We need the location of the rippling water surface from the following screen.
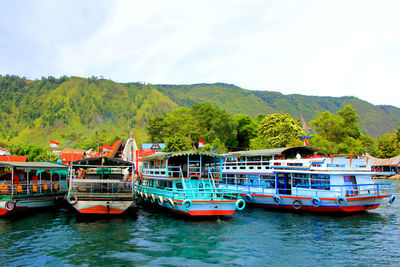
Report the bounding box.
[1,181,400,266]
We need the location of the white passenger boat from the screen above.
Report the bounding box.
[67,157,135,215]
[219,147,395,212]
[0,161,68,216]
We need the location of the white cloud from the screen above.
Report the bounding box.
[1,0,400,107]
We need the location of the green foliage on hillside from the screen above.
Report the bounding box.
[1,74,400,157]
[0,75,178,149]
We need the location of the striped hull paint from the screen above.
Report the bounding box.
[241,193,389,213]
[140,197,238,216]
[72,200,134,215]
[0,197,57,216]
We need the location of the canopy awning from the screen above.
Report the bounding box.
[0,161,68,170]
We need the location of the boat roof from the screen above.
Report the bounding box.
[143,150,224,161]
[72,156,133,167]
[227,146,325,157]
[0,161,68,170]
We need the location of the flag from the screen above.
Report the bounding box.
[303,138,308,147]
[50,140,59,148]
[199,138,206,148]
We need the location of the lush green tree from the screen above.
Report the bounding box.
[164,133,193,151]
[191,103,237,149]
[394,125,400,149]
[375,133,399,158]
[310,105,367,154]
[250,113,304,149]
[337,105,361,139]
[233,114,258,150]
[9,144,53,161]
[146,103,236,152]
[311,111,346,144]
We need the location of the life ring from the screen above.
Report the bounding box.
[236,199,246,210]
[168,198,175,208]
[245,194,253,202]
[273,195,281,205]
[292,200,302,210]
[336,197,347,206]
[5,200,15,211]
[157,196,164,206]
[311,197,321,207]
[67,195,78,205]
[389,195,396,204]
[151,194,155,203]
[182,199,192,210]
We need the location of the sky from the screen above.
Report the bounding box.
[1,0,400,107]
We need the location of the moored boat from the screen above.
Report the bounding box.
[0,161,68,216]
[136,150,245,216]
[219,147,395,213]
[67,157,135,215]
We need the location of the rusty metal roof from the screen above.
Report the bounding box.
[370,155,400,166]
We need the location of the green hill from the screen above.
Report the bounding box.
[1,75,399,148]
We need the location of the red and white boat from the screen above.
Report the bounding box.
[67,157,135,215]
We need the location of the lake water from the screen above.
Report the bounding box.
[1,180,399,266]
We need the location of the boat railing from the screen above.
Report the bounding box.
[165,166,183,178]
[69,179,133,196]
[0,181,68,196]
[142,168,168,177]
[294,183,393,198]
[217,182,393,198]
[136,184,241,201]
[223,160,271,168]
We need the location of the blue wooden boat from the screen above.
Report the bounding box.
[136,151,245,216]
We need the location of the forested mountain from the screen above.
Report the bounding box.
[155,83,399,137]
[0,75,399,148]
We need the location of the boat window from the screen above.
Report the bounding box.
[157,180,165,189]
[225,174,235,185]
[175,182,183,189]
[236,174,245,185]
[245,175,259,186]
[260,175,275,189]
[292,173,310,188]
[310,174,330,190]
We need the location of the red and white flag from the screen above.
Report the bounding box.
[50,140,59,148]
[304,138,309,147]
[199,138,206,148]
